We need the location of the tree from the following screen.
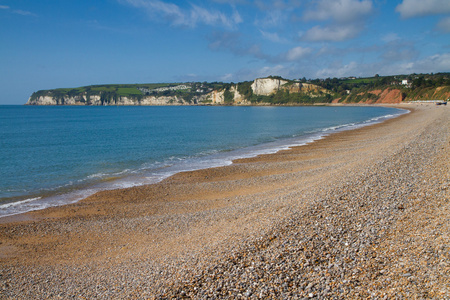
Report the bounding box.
[223,88,234,104]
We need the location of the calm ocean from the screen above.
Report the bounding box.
[0,105,406,217]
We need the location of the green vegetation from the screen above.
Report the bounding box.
[249,89,333,105]
[117,88,142,96]
[237,81,253,99]
[223,88,234,104]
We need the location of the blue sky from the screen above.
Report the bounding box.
[1,0,449,104]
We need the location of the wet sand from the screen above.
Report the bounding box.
[0,103,448,299]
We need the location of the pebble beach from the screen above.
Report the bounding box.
[1,103,448,299]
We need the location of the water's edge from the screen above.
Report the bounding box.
[0,107,409,218]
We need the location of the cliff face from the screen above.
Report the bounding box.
[26,78,291,106]
[26,94,191,106]
[250,78,332,98]
[369,89,404,104]
[251,78,288,96]
[206,86,250,105]
[25,90,249,106]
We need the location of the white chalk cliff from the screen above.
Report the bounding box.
[251,78,289,96]
[26,77,329,106]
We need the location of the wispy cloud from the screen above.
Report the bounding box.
[299,0,373,42]
[381,33,400,43]
[208,30,313,64]
[13,9,35,16]
[437,17,450,33]
[315,61,360,78]
[212,0,248,4]
[207,31,266,59]
[379,53,450,75]
[259,30,288,43]
[380,41,418,62]
[301,24,360,42]
[0,5,36,16]
[121,0,242,28]
[282,46,312,61]
[254,9,286,28]
[303,0,373,23]
[412,53,450,72]
[396,0,450,18]
[242,64,296,80]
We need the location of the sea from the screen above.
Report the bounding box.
[0,105,407,218]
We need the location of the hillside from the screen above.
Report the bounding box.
[26,73,450,106]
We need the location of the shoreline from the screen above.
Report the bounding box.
[0,104,408,221]
[1,103,448,298]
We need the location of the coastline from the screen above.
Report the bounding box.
[1,103,448,298]
[0,104,406,219]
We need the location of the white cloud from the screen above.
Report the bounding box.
[303,0,373,23]
[381,33,400,43]
[315,61,359,78]
[255,64,293,78]
[254,9,286,28]
[190,4,242,28]
[0,5,35,16]
[284,46,312,61]
[260,30,287,43]
[122,0,242,28]
[381,47,417,62]
[254,0,290,11]
[301,25,360,42]
[207,31,269,61]
[299,0,373,42]
[13,9,35,16]
[213,0,248,4]
[437,17,450,33]
[363,53,450,77]
[396,0,450,18]
[220,73,234,81]
[412,53,450,72]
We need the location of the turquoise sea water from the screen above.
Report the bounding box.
[0,105,406,217]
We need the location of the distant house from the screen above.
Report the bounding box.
[402,79,411,87]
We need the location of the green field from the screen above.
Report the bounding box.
[117,87,142,96]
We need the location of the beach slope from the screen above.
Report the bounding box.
[1,104,448,299]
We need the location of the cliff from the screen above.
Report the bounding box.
[26,89,248,106]
[26,73,450,106]
[251,78,289,96]
[26,78,329,106]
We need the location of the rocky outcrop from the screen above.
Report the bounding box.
[230,86,250,104]
[250,78,332,98]
[251,78,288,96]
[204,86,250,105]
[26,94,189,106]
[26,95,88,105]
[371,89,404,104]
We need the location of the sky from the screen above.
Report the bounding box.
[1,0,449,104]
